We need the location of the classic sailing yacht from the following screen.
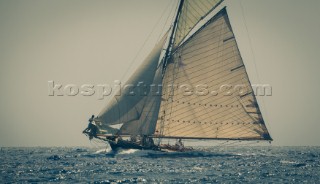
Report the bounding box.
[83,0,272,151]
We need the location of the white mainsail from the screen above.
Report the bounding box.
[155,8,271,140]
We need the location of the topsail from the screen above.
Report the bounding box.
[173,0,224,48]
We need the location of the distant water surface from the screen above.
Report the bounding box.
[1,146,319,183]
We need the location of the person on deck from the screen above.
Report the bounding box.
[83,115,98,139]
[175,139,184,151]
[83,115,94,132]
[88,115,94,124]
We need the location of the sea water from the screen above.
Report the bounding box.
[1,146,319,183]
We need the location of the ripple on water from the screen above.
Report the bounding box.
[0,147,320,183]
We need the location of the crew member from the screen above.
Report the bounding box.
[83,115,98,139]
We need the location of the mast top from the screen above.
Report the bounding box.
[162,0,184,72]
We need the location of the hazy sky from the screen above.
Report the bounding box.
[1,0,319,147]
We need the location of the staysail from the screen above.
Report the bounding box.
[154,8,272,140]
[95,33,168,133]
[118,65,163,135]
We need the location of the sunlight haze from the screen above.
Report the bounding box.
[1,0,320,147]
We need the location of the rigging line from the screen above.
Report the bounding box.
[239,0,261,83]
[162,0,184,73]
[119,0,174,87]
[173,1,185,39]
[163,7,194,133]
[173,4,225,53]
[160,4,260,139]
[165,54,183,135]
[239,0,271,130]
[161,40,186,135]
[158,0,183,140]
[158,69,170,135]
[182,0,189,40]
[175,0,224,49]
[157,0,177,43]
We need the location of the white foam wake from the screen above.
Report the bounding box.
[95,147,112,154]
[117,149,139,154]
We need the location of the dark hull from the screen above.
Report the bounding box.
[108,140,193,152]
[108,139,159,151]
[92,134,191,152]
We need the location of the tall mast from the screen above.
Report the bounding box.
[162,0,184,73]
[154,8,272,142]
